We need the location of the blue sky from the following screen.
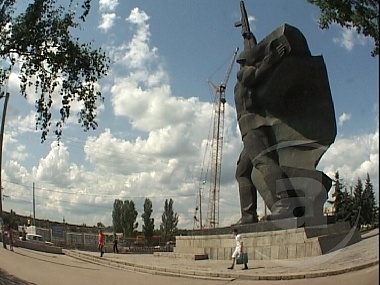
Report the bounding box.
[1,0,378,229]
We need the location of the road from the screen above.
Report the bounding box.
[0,247,378,285]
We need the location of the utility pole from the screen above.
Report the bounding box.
[199,181,205,230]
[0,92,10,248]
[33,182,36,226]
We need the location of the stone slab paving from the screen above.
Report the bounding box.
[64,229,379,281]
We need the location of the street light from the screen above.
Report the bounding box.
[0,91,10,248]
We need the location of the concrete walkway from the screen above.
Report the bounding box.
[64,229,379,281]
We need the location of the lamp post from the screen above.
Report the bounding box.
[0,92,10,248]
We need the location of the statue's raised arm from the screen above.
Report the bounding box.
[234,0,257,50]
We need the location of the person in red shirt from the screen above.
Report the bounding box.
[98,229,105,257]
[7,225,14,252]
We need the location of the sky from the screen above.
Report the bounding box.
[1,0,378,230]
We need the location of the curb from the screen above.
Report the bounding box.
[63,250,379,281]
[63,250,235,281]
[361,231,379,240]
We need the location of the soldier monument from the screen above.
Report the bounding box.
[233,1,336,225]
[173,2,361,261]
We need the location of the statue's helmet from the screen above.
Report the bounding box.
[236,45,265,66]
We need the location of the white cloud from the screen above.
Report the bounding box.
[333,26,368,51]
[2,7,226,228]
[7,96,377,229]
[32,141,72,185]
[99,0,119,12]
[7,111,36,134]
[248,15,256,25]
[3,160,30,185]
[80,7,244,228]
[248,15,256,32]
[109,8,207,134]
[117,8,154,69]
[319,130,379,202]
[127,7,150,25]
[97,0,119,33]
[10,145,29,161]
[98,13,117,31]
[338,112,351,126]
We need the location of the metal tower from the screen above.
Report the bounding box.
[205,48,239,228]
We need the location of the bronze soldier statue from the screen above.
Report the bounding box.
[233,1,336,224]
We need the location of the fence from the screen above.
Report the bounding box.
[17,227,172,253]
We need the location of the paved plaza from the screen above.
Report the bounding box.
[63,229,378,281]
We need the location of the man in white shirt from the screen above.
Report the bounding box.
[228,228,248,270]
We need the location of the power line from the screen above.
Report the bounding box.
[3,179,196,199]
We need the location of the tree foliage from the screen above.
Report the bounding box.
[121,200,138,237]
[330,172,356,225]
[362,173,377,226]
[331,171,345,220]
[339,190,356,226]
[141,198,154,244]
[2,209,19,228]
[307,0,379,56]
[330,172,378,229]
[112,199,123,233]
[0,0,110,141]
[352,177,364,227]
[160,198,178,242]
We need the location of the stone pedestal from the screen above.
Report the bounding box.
[172,221,361,260]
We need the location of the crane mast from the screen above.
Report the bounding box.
[205,48,239,228]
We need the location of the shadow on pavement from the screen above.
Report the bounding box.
[246,266,265,270]
[0,268,37,285]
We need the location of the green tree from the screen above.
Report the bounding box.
[0,0,110,141]
[307,0,379,56]
[2,209,17,228]
[353,178,364,228]
[160,198,178,242]
[340,189,356,226]
[141,198,155,245]
[331,171,345,220]
[121,200,138,237]
[112,199,123,233]
[329,172,356,226]
[362,173,377,227]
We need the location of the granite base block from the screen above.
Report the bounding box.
[175,221,361,260]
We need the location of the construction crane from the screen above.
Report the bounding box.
[204,47,239,229]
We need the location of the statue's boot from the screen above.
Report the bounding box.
[233,214,259,225]
[265,188,305,221]
[233,183,258,225]
[253,167,304,221]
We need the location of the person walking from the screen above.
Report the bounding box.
[113,233,119,253]
[7,225,14,252]
[98,229,105,257]
[228,228,248,270]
